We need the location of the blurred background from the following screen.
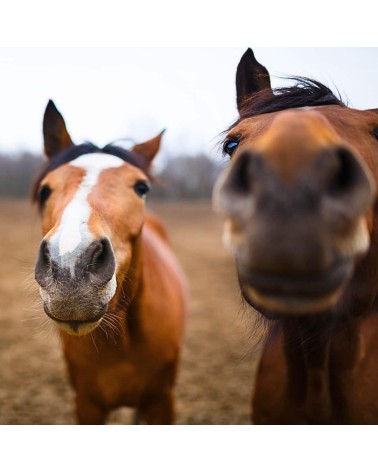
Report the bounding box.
[1,47,377,199]
[0,48,377,424]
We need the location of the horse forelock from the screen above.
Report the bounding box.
[31,142,151,204]
[223,77,345,139]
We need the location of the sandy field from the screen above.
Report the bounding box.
[0,199,263,424]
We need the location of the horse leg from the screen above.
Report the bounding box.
[75,394,108,425]
[137,391,175,425]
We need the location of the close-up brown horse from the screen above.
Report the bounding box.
[214,48,378,424]
[31,101,187,424]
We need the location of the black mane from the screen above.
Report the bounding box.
[230,77,345,129]
[31,142,150,203]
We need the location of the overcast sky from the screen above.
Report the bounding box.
[0,48,377,164]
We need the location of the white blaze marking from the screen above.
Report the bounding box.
[49,153,124,264]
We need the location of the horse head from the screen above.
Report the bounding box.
[214,49,378,317]
[33,100,163,335]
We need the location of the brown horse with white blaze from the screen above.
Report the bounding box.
[32,100,187,424]
[214,48,378,424]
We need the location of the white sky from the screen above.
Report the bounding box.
[0,48,377,163]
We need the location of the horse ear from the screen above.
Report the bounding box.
[131,130,165,165]
[236,48,272,112]
[43,100,74,159]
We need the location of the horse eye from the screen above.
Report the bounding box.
[373,128,378,141]
[134,181,150,198]
[38,185,52,207]
[223,137,240,156]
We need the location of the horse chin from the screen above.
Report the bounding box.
[238,258,354,316]
[54,319,102,336]
[38,275,117,336]
[42,303,107,336]
[241,284,346,316]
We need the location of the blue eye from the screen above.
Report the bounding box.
[134,180,150,198]
[223,137,240,156]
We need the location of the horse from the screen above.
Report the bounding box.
[32,100,187,424]
[214,48,378,424]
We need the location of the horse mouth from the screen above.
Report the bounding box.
[238,258,353,315]
[44,305,106,336]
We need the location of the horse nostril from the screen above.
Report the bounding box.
[217,151,263,216]
[225,151,257,196]
[35,240,52,287]
[84,238,116,286]
[89,240,106,266]
[327,147,361,197]
[324,146,375,214]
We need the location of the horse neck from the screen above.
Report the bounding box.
[112,235,145,338]
[280,216,378,423]
[282,315,361,424]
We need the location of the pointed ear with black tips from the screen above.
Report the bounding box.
[43,100,74,159]
[236,48,272,112]
[131,130,165,167]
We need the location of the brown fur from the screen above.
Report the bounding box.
[61,218,187,424]
[216,49,378,424]
[33,101,187,424]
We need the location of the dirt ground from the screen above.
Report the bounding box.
[0,199,264,424]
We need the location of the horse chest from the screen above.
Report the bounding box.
[95,357,151,407]
[252,320,373,424]
[64,338,172,409]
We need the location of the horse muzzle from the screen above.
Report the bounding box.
[237,256,353,315]
[214,142,375,317]
[35,238,117,335]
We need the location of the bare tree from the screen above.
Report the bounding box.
[0,151,225,200]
